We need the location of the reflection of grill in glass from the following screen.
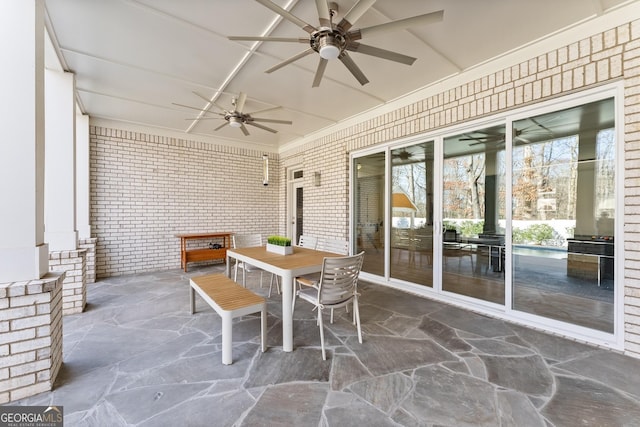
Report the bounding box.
[567,237,614,283]
[567,237,614,256]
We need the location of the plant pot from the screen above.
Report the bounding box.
[266,243,293,255]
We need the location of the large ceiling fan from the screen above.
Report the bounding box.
[174,91,292,136]
[229,0,444,87]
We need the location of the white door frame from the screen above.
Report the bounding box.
[287,167,304,240]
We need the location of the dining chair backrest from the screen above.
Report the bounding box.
[233,233,263,249]
[297,235,318,249]
[317,252,365,305]
[317,238,349,255]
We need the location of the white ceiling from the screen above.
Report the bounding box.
[43,0,634,152]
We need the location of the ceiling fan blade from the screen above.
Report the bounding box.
[315,0,331,29]
[358,10,444,38]
[248,106,282,116]
[255,0,317,34]
[213,122,228,131]
[228,36,307,43]
[246,121,278,134]
[172,102,225,115]
[250,118,293,125]
[185,117,223,120]
[235,92,247,113]
[312,58,328,87]
[240,124,250,136]
[265,48,315,73]
[339,53,369,86]
[191,91,227,113]
[346,42,416,65]
[338,0,376,32]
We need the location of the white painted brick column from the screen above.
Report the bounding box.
[49,249,86,314]
[0,0,49,283]
[45,69,78,251]
[0,272,64,403]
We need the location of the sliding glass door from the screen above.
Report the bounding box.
[352,89,618,340]
[354,141,434,286]
[442,125,506,304]
[354,152,385,277]
[511,98,615,332]
[389,143,434,286]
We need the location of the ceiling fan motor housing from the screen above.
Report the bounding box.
[228,115,243,128]
[313,31,346,59]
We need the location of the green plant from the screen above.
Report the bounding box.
[443,221,457,231]
[512,223,555,244]
[459,220,484,237]
[267,235,291,246]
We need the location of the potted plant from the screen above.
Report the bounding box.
[266,235,293,255]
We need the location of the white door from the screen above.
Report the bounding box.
[288,171,304,242]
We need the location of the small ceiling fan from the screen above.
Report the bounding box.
[461,119,556,146]
[229,0,444,87]
[174,91,292,136]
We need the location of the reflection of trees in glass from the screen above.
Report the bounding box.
[393,162,427,220]
[443,155,485,219]
[512,136,578,220]
[596,129,615,216]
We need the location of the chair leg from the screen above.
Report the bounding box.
[318,309,326,360]
[353,297,362,344]
[291,290,297,314]
[234,263,238,282]
[268,274,281,298]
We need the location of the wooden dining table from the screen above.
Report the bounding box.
[225,245,341,352]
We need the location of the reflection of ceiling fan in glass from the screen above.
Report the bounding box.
[460,119,556,146]
[392,150,413,160]
[229,0,444,87]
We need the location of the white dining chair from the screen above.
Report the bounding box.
[232,234,265,288]
[317,237,349,255]
[297,235,318,250]
[294,237,351,317]
[293,252,365,360]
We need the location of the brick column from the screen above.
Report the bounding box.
[0,0,49,283]
[0,272,64,403]
[78,238,97,284]
[49,249,86,314]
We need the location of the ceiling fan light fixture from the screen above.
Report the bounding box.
[318,36,341,60]
[229,116,243,128]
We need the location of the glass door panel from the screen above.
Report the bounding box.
[390,142,434,287]
[511,98,615,332]
[355,152,385,276]
[294,184,303,245]
[442,125,506,304]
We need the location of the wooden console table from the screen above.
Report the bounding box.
[176,232,232,272]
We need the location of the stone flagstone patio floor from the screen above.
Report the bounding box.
[13,264,640,426]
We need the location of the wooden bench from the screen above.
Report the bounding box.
[189,274,266,365]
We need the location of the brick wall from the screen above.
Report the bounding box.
[0,272,64,403]
[89,130,280,278]
[49,249,86,315]
[78,237,97,284]
[280,19,640,357]
[90,19,640,356]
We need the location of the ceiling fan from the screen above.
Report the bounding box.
[174,91,292,136]
[392,149,413,160]
[229,0,444,87]
[461,119,556,146]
